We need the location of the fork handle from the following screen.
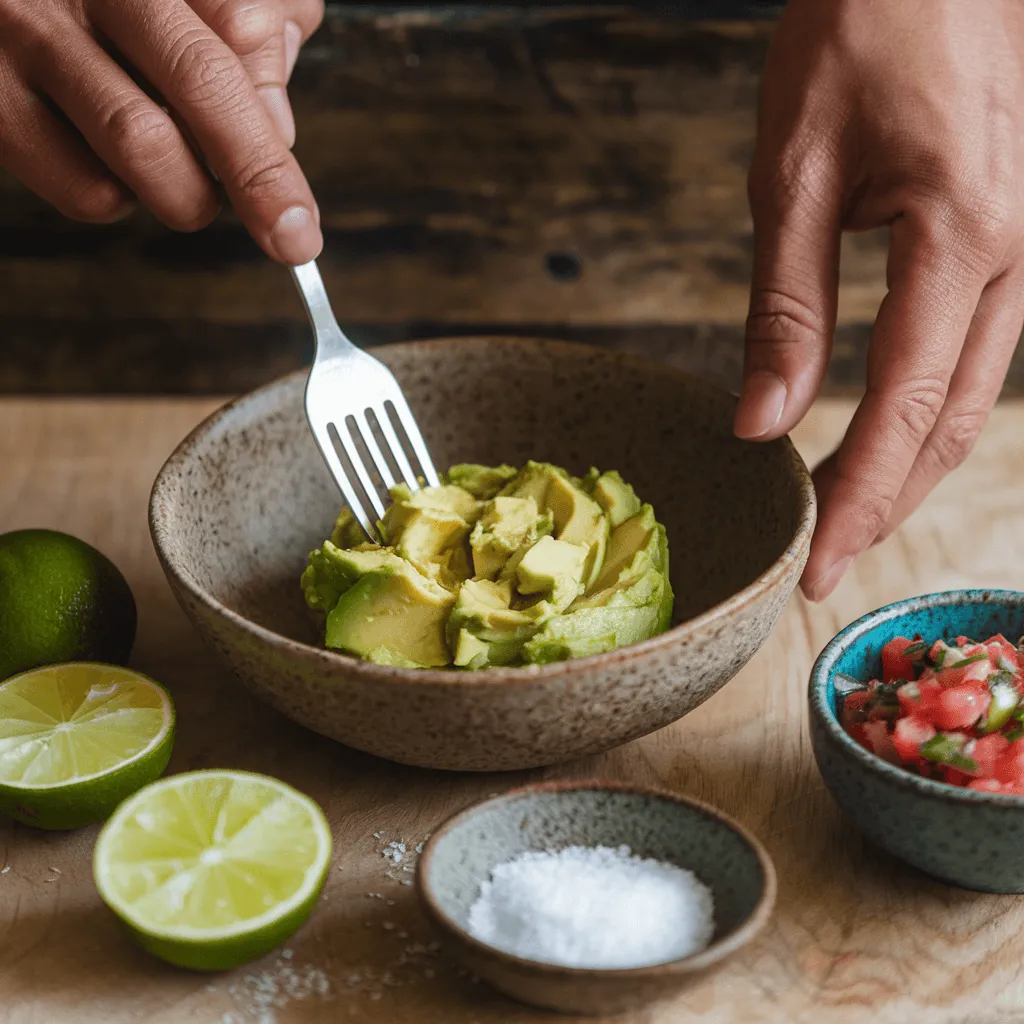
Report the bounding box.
[291,260,350,349]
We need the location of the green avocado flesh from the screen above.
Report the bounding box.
[301,462,673,669]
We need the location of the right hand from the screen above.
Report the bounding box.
[0,0,324,264]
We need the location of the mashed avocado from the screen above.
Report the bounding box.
[301,462,672,669]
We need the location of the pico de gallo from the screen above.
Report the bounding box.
[840,633,1024,794]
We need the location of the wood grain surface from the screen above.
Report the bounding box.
[3,396,1024,1024]
[0,6,932,396]
[4,5,1023,398]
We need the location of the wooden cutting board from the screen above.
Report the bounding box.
[2,397,1023,1024]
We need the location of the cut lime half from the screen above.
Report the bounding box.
[0,663,175,829]
[94,769,333,971]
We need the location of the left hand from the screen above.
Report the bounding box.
[736,0,1024,601]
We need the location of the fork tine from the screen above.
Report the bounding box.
[336,422,387,522]
[358,410,396,490]
[374,404,419,488]
[310,424,380,542]
[389,395,441,487]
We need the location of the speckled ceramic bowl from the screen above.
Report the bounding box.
[810,589,1024,892]
[150,337,815,771]
[416,781,776,1015]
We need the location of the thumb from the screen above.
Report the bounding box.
[735,152,844,441]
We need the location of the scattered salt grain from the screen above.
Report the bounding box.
[220,953,331,1022]
[467,845,715,969]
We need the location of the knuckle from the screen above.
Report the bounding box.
[169,32,242,107]
[834,464,895,542]
[746,289,826,348]
[858,497,894,543]
[748,137,837,215]
[849,491,895,545]
[64,178,126,222]
[889,378,948,447]
[214,0,281,56]
[105,102,183,173]
[924,192,1015,272]
[233,150,291,198]
[924,408,988,473]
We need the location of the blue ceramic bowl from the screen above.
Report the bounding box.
[809,590,1024,893]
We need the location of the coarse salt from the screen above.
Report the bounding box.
[467,844,715,969]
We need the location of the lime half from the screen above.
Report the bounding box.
[94,770,332,971]
[0,663,174,829]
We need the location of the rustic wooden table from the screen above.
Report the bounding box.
[2,397,1024,1024]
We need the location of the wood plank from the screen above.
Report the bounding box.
[1,6,1019,396]
[0,9,896,396]
[3,396,1024,1022]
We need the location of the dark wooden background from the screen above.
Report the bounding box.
[1,3,1018,396]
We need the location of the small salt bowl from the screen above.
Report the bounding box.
[416,781,776,1016]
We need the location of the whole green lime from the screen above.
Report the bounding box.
[0,529,137,682]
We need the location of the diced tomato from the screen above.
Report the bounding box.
[943,766,973,787]
[940,658,992,687]
[861,720,900,764]
[968,778,1008,793]
[965,734,1010,777]
[841,690,870,729]
[897,682,921,717]
[933,684,991,731]
[848,723,869,749]
[995,740,1024,786]
[881,637,919,683]
[968,778,1024,796]
[892,717,936,763]
[898,678,942,722]
[955,636,971,648]
[985,634,1021,672]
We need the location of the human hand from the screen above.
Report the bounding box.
[0,0,324,263]
[735,0,1024,600]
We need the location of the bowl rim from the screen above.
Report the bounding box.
[415,778,778,978]
[809,588,1024,806]
[149,336,816,685]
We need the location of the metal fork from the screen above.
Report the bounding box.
[291,260,440,542]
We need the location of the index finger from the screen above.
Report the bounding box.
[97,0,321,264]
[801,213,988,599]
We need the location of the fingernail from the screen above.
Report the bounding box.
[271,205,323,265]
[285,20,303,80]
[734,371,788,439]
[259,86,296,149]
[804,555,854,602]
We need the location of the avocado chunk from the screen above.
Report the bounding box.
[380,481,479,575]
[523,569,672,665]
[589,470,642,529]
[447,578,548,668]
[382,483,479,545]
[323,548,454,667]
[502,462,608,590]
[301,540,363,613]
[445,463,518,500]
[329,507,370,549]
[470,496,553,580]
[515,535,588,612]
[591,504,666,593]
